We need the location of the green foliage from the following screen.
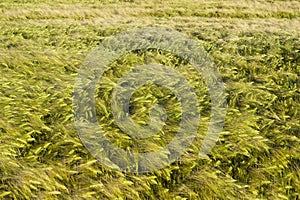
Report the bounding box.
[0,0,299,199]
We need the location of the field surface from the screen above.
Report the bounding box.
[0,0,299,199]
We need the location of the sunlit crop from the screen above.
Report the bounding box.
[0,0,299,199]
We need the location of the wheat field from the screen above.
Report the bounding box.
[0,0,299,199]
